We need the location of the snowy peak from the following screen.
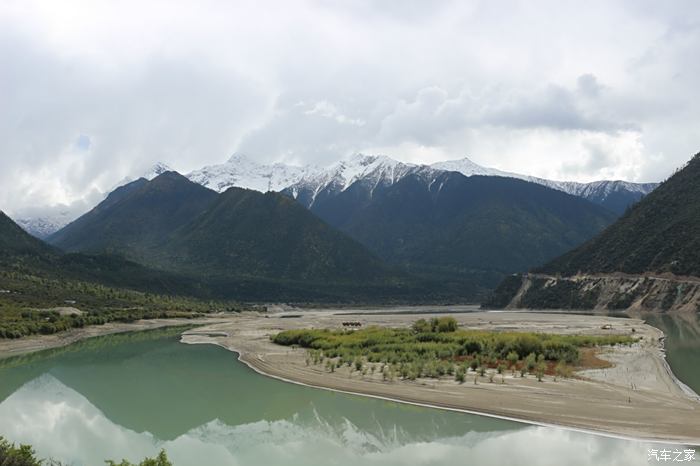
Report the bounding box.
[431,157,506,177]
[284,153,429,207]
[11,202,93,239]
[430,157,658,207]
[324,153,417,190]
[142,162,173,180]
[14,152,660,239]
[14,214,72,240]
[187,153,320,193]
[112,162,174,191]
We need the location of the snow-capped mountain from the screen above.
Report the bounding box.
[197,152,657,213]
[430,157,658,212]
[187,153,320,193]
[431,157,657,196]
[284,154,435,207]
[13,210,80,240]
[16,153,659,239]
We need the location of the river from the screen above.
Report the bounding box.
[0,319,697,466]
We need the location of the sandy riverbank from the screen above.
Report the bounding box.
[181,310,700,445]
[0,317,221,360]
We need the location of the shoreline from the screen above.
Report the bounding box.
[657,334,700,401]
[181,310,700,445]
[188,339,689,446]
[0,317,222,360]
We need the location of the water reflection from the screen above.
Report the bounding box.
[0,331,515,442]
[0,374,656,466]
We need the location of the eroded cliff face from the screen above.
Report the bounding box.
[486,273,700,312]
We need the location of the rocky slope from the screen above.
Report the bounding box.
[485,152,700,312]
[485,273,700,312]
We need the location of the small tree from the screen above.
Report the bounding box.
[455,365,466,383]
[525,353,537,373]
[554,361,569,381]
[506,351,519,375]
[535,362,546,382]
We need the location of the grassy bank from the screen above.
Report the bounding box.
[0,270,262,339]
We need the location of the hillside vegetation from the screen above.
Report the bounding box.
[162,188,391,282]
[0,211,260,339]
[300,172,616,291]
[540,153,700,277]
[48,173,218,258]
[45,173,471,302]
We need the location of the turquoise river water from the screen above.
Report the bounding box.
[0,315,698,466]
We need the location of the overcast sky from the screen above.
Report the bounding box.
[2,0,700,214]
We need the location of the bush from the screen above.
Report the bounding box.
[107,450,173,466]
[273,320,636,381]
[0,437,41,466]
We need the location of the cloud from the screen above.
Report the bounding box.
[1,0,700,212]
[576,74,603,98]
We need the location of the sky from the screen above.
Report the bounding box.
[1,0,700,215]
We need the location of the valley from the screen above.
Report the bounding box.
[3,3,700,465]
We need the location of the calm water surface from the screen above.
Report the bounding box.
[0,324,694,466]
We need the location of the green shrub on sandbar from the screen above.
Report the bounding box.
[272,318,636,370]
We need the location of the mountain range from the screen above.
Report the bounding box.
[285,167,617,291]
[0,209,206,298]
[485,152,700,311]
[13,153,657,238]
[46,172,427,302]
[194,153,658,215]
[45,165,619,300]
[539,153,700,277]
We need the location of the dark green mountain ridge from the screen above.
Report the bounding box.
[287,171,618,292]
[484,152,700,311]
[539,152,700,277]
[47,172,441,302]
